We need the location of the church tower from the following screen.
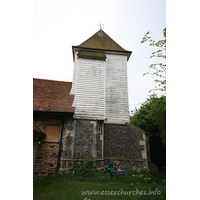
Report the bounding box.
[33,29,151,177]
[70,29,132,124]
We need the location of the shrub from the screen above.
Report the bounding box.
[140,167,150,175]
[73,153,96,177]
[149,163,158,176]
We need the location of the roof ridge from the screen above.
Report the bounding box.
[33,78,72,83]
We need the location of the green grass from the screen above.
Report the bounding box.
[33,168,166,200]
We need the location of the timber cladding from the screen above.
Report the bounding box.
[34,142,59,178]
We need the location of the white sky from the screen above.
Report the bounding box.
[33,0,166,112]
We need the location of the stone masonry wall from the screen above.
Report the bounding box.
[74,120,94,158]
[74,120,103,158]
[96,120,103,158]
[59,119,103,173]
[34,142,59,178]
[33,112,65,177]
[104,124,144,159]
[61,120,75,159]
[104,123,150,169]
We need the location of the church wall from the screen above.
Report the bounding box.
[74,119,103,158]
[34,142,59,178]
[33,114,63,178]
[104,123,150,169]
[33,134,39,172]
[37,118,151,174]
[59,119,104,173]
[60,120,76,171]
[105,54,129,124]
[61,120,76,158]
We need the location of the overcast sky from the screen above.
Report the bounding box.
[33,0,166,112]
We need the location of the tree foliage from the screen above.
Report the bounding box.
[130,95,166,145]
[141,28,166,93]
[132,28,166,167]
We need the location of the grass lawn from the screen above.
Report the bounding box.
[33,168,166,200]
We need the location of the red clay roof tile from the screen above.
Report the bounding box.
[33,78,75,113]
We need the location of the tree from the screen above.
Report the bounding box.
[141,28,166,93]
[131,28,166,167]
[130,95,166,167]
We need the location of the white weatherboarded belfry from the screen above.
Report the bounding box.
[71,29,132,124]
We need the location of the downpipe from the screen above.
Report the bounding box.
[56,115,65,172]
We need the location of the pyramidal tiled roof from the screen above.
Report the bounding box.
[73,29,132,53]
